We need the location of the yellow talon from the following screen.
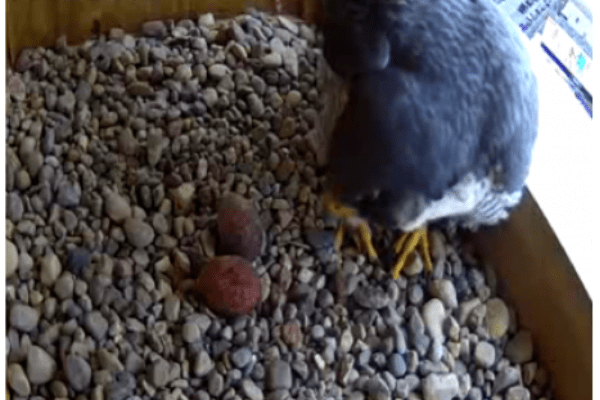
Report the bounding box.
[322,191,356,219]
[334,224,346,252]
[324,191,379,262]
[357,222,378,262]
[391,227,434,279]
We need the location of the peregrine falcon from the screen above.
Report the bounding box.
[319,0,539,278]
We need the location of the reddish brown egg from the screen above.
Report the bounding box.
[195,255,262,316]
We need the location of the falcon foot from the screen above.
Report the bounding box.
[323,192,378,262]
[391,227,434,279]
[333,218,378,262]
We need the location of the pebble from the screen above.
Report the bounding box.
[124,218,155,248]
[54,272,75,299]
[285,90,302,107]
[142,20,167,37]
[422,373,460,400]
[208,64,230,79]
[474,342,496,368]
[505,331,534,364]
[408,283,424,305]
[204,87,218,108]
[404,254,424,276]
[231,347,253,369]
[278,16,299,34]
[6,240,18,277]
[67,247,92,277]
[467,387,483,400]
[241,379,264,400]
[458,298,482,325]
[262,52,283,67]
[105,372,136,400]
[7,193,24,222]
[105,192,132,223]
[367,375,391,400]
[128,81,154,96]
[279,117,296,139]
[182,322,201,343]
[147,128,165,162]
[169,183,195,215]
[98,349,124,372]
[430,279,458,309]
[8,75,26,101]
[422,299,446,342]
[506,386,531,400]
[353,286,391,309]
[10,303,40,332]
[27,345,57,384]
[26,152,44,177]
[340,328,353,353]
[175,64,193,81]
[492,367,521,394]
[40,253,62,286]
[194,350,215,377]
[486,298,510,338]
[164,293,181,321]
[56,181,81,207]
[148,358,171,387]
[247,93,265,117]
[85,311,109,341]
[208,370,225,396]
[388,353,407,378]
[8,363,31,396]
[267,360,293,390]
[57,90,76,114]
[65,354,92,391]
[311,325,325,340]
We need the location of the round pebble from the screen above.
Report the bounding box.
[85,311,109,341]
[65,355,92,391]
[505,331,534,364]
[105,192,132,223]
[388,353,407,378]
[67,247,92,277]
[10,303,40,332]
[8,363,31,396]
[486,298,510,339]
[6,240,19,277]
[231,347,253,369]
[430,279,458,309]
[182,322,201,343]
[422,373,460,400]
[54,272,75,299]
[422,299,446,342]
[267,359,293,390]
[124,218,155,248]
[241,379,264,400]
[193,350,214,377]
[27,345,57,384]
[474,342,496,368]
[40,253,62,286]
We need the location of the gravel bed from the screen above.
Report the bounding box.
[6,10,553,400]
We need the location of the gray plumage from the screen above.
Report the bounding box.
[322,0,539,231]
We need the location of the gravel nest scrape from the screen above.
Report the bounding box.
[6,10,554,400]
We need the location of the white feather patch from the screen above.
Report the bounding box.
[395,173,523,232]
